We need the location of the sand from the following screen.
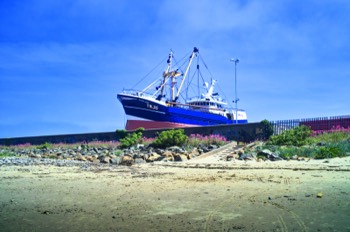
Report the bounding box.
[0,156,350,231]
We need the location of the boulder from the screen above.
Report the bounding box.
[239,153,255,160]
[121,155,134,165]
[167,146,185,153]
[136,144,145,149]
[208,144,218,150]
[102,156,111,163]
[187,153,196,160]
[92,158,100,164]
[133,153,142,159]
[147,153,162,162]
[174,154,188,162]
[162,150,173,157]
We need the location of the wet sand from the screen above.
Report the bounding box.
[0,159,350,232]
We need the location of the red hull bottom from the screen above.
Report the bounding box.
[125,120,196,131]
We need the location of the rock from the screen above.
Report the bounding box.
[187,153,196,160]
[121,155,134,165]
[134,158,146,164]
[102,156,111,164]
[168,146,185,153]
[188,147,200,157]
[174,154,188,162]
[33,154,42,159]
[92,158,100,164]
[163,150,174,159]
[110,157,122,165]
[268,153,283,161]
[163,150,173,157]
[208,144,218,150]
[239,153,254,160]
[133,153,142,159]
[316,192,323,198]
[136,144,144,149]
[258,149,273,157]
[109,154,117,159]
[147,153,161,162]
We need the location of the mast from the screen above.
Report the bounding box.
[175,47,199,101]
[157,51,173,100]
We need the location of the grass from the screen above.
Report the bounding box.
[0,151,15,158]
[260,130,350,159]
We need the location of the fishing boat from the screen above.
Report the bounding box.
[117,47,248,130]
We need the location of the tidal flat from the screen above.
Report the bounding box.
[0,159,350,232]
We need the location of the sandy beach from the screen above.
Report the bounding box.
[1,155,350,232]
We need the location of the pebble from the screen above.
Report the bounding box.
[0,157,95,168]
[316,192,323,198]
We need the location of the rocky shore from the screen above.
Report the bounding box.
[2,141,350,172]
[0,143,220,166]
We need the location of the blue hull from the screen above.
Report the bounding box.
[117,94,248,129]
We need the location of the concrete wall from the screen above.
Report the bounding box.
[0,122,266,146]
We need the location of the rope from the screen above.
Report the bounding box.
[131,56,167,90]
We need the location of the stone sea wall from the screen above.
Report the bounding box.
[0,122,266,146]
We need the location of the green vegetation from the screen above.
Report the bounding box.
[36,142,53,149]
[0,150,14,158]
[118,128,144,149]
[267,125,312,146]
[310,131,350,143]
[261,126,350,159]
[261,119,274,139]
[114,150,123,156]
[314,146,344,159]
[116,129,128,140]
[151,129,189,149]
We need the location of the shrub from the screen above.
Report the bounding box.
[261,119,274,139]
[36,142,53,150]
[0,150,14,158]
[118,128,144,149]
[267,125,312,146]
[314,146,344,159]
[116,129,128,140]
[151,129,188,148]
[114,150,123,156]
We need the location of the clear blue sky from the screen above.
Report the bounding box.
[1,0,349,138]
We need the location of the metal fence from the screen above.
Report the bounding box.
[270,115,350,135]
